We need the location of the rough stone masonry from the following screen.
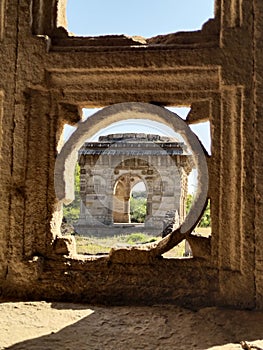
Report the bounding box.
[0,0,263,309]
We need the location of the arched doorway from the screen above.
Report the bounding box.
[113,174,148,224]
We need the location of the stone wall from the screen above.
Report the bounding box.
[0,0,262,309]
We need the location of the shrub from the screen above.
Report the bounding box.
[130,196,147,223]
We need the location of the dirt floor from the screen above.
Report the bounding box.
[0,302,262,350]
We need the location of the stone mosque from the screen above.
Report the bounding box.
[76,133,193,236]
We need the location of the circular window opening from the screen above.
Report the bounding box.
[55,103,208,257]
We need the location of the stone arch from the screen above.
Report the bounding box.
[113,172,149,224]
[55,102,208,253]
[111,156,160,226]
[131,177,147,192]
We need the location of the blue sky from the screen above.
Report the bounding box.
[64,1,213,156]
[67,0,214,37]
[64,107,211,154]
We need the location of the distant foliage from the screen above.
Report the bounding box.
[63,164,80,224]
[132,190,147,199]
[198,199,211,227]
[186,194,193,214]
[186,194,211,228]
[130,196,147,223]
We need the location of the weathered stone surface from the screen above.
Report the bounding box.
[0,0,262,310]
[53,236,76,256]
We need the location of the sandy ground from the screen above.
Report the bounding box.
[0,302,262,350]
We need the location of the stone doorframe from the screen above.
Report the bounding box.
[24,70,243,270]
[1,0,261,309]
[22,60,250,306]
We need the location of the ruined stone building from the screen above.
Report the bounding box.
[1,0,263,309]
[76,133,192,236]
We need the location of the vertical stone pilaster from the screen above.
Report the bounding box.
[31,0,65,36]
[0,91,7,277]
[0,91,3,160]
[23,90,55,257]
[218,86,255,307]
[0,0,6,41]
[254,0,263,309]
[221,0,243,28]
[218,86,244,271]
[209,95,221,264]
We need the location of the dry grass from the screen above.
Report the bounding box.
[75,233,158,255]
[194,226,211,236]
[75,233,191,257]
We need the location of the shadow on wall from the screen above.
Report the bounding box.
[5,303,263,349]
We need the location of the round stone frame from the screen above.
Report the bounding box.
[55,102,209,256]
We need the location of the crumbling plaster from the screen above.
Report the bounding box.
[0,0,262,309]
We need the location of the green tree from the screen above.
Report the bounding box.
[130,196,147,223]
[186,194,211,228]
[186,194,193,214]
[132,190,147,199]
[198,199,211,227]
[63,164,80,224]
